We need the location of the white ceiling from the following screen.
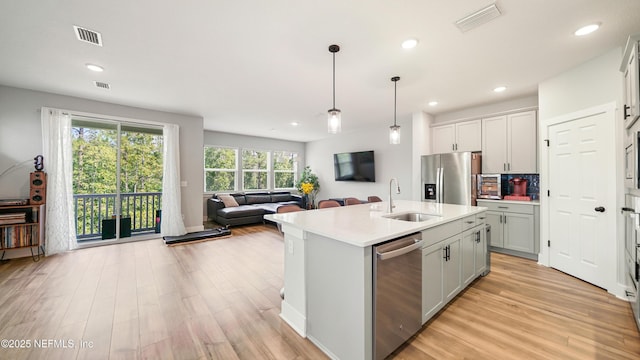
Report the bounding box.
[1,1,640,142]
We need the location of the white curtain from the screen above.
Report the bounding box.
[161,124,187,236]
[41,108,77,254]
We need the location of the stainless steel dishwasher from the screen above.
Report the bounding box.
[373,232,423,360]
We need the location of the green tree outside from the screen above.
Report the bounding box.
[72,123,163,237]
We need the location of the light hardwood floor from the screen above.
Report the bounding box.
[0,224,638,359]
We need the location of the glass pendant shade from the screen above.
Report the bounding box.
[389,125,401,144]
[328,108,342,134]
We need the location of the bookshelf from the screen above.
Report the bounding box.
[0,204,45,261]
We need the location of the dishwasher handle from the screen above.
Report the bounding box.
[376,239,424,261]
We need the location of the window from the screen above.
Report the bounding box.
[242,149,268,190]
[204,147,237,192]
[273,151,298,189]
[204,146,298,192]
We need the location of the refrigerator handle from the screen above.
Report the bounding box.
[438,167,444,203]
[435,167,440,203]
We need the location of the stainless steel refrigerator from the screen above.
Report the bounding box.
[421,152,481,206]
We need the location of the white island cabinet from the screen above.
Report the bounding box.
[265,200,487,360]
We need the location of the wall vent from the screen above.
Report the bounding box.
[74,25,103,46]
[94,81,110,90]
[455,3,502,32]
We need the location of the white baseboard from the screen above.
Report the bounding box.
[280,301,306,337]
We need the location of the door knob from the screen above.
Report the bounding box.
[595,206,605,213]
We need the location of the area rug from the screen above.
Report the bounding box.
[163,227,232,246]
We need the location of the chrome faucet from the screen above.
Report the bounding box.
[389,178,400,213]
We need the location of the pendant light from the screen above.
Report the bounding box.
[389,76,401,144]
[328,44,341,134]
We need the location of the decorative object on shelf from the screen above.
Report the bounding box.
[34,155,44,171]
[297,166,320,209]
[389,76,401,144]
[327,44,342,134]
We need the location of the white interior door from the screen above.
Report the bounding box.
[547,110,612,289]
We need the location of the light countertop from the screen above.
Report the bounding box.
[476,198,540,206]
[264,200,486,247]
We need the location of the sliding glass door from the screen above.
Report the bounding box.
[72,118,163,243]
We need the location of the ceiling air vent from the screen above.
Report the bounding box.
[94,81,110,90]
[455,3,502,32]
[74,25,103,46]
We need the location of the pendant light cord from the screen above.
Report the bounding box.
[393,80,397,126]
[332,52,336,109]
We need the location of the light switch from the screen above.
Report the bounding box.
[287,239,294,254]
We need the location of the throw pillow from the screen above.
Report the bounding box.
[219,194,239,207]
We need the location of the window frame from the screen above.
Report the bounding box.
[272,150,298,190]
[204,146,239,193]
[203,146,298,193]
[241,148,270,191]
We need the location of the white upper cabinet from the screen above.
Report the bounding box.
[482,110,537,174]
[432,119,481,154]
[622,35,640,128]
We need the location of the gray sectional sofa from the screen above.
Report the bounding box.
[207,191,303,226]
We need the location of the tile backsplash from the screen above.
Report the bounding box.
[501,174,540,199]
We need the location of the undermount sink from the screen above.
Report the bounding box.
[383,212,442,222]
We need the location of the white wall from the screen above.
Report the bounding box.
[305,116,412,202]
[434,95,538,124]
[538,47,625,297]
[0,85,204,257]
[412,111,433,200]
[204,130,305,156]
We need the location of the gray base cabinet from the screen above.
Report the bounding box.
[462,224,487,286]
[478,200,539,258]
[421,213,486,324]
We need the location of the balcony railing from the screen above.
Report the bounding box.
[74,192,162,241]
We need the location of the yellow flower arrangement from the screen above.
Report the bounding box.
[301,182,314,195]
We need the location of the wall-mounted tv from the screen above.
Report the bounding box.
[334,150,375,182]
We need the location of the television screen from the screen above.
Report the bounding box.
[334,150,375,182]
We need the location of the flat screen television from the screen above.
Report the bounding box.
[334,150,375,182]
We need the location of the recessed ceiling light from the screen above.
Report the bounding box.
[493,86,507,93]
[401,39,418,49]
[291,122,299,126]
[428,101,438,106]
[86,64,104,72]
[574,23,600,36]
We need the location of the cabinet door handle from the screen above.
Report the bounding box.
[503,163,506,171]
[625,104,631,119]
[594,206,605,213]
[452,144,455,151]
[498,206,509,209]
[443,247,448,260]
[504,216,507,224]
[466,220,474,224]
[499,214,502,223]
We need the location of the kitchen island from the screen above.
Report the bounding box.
[264,200,487,360]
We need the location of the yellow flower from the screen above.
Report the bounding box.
[301,182,314,195]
